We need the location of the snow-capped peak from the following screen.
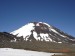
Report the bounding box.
[11,22,75,43]
[11,22,53,41]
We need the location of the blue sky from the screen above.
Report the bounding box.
[0,0,75,37]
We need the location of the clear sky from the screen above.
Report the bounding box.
[0,0,75,37]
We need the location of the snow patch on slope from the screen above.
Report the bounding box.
[11,23,35,38]
[51,29,66,37]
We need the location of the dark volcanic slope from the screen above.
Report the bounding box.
[0,32,16,42]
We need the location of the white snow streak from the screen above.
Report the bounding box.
[51,29,59,34]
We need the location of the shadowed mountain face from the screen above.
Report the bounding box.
[9,22,75,43]
[0,32,16,42]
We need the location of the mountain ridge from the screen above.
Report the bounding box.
[10,22,75,43]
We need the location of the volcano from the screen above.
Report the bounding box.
[11,22,75,43]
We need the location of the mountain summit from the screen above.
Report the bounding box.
[11,22,75,43]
